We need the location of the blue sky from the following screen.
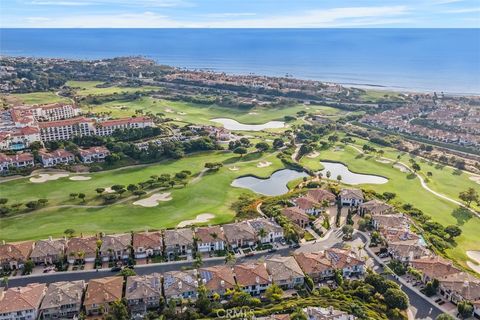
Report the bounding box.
[1,0,479,28]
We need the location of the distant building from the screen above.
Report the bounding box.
[340,189,364,206]
[0,153,34,173]
[79,146,110,163]
[0,283,47,320]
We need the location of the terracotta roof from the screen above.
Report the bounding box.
[84,277,123,306]
[164,228,194,247]
[125,274,162,301]
[132,231,162,250]
[30,238,66,259]
[0,241,34,262]
[38,117,93,128]
[234,262,271,286]
[195,226,226,243]
[0,153,34,163]
[40,280,84,310]
[294,252,332,275]
[38,149,74,159]
[223,221,257,243]
[281,207,309,222]
[66,236,98,257]
[248,218,283,235]
[266,256,304,282]
[372,214,410,230]
[325,248,364,270]
[100,233,132,252]
[439,272,480,301]
[410,256,461,279]
[97,116,153,127]
[359,199,393,214]
[0,283,46,314]
[198,265,236,292]
[295,196,318,210]
[340,188,364,200]
[163,270,198,298]
[79,146,110,156]
[388,241,430,260]
[306,189,336,203]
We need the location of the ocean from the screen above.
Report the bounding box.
[1,28,479,94]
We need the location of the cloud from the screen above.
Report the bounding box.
[29,0,192,7]
[30,1,96,5]
[202,13,257,18]
[444,7,480,13]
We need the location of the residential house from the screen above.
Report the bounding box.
[410,256,461,284]
[387,241,430,264]
[358,200,393,216]
[234,262,271,295]
[39,280,85,320]
[198,265,236,298]
[281,207,310,228]
[38,149,75,167]
[79,146,110,163]
[325,248,365,278]
[304,306,355,320]
[30,237,67,265]
[163,270,198,302]
[306,189,337,205]
[265,256,305,289]
[296,189,336,214]
[99,233,132,262]
[132,231,163,259]
[248,218,284,243]
[163,228,194,260]
[125,273,162,315]
[295,196,321,215]
[438,272,480,305]
[339,189,364,207]
[294,252,335,282]
[0,152,34,172]
[65,236,98,264]
[195,226,226,253]
[83,277,123,317]
[0,240,34,269]
[0,283,46,320]
[371,214,410,231]
[223,221,257,249]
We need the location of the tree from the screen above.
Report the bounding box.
[457,301,474,319]
[0,198,7,205]
[334,269,344,286]
[105,300,129,320]
[326,171,331,179]
[255,142,269,153]
[341,224,354,240]
[382,192,396,202]
[95,188,105,194]
[411,162,421,173]
[436,314,455,320]
[78,193,86,202]
[265,283,283,302]
[290,308,307,320]
[459,188,479,207]
[383,288,409,310]
[336,175,342,183]
[64,229,75,238]
[23,260,34,275]
[196,284,212,315]
[69,193,78,200]
[133,190,147,197]
[25,200,40,210]
[444,225,462,239]
[118,268,136,278]
[127,184,138,192]
[272,138,284,149]
[233,147,248,158]
[193,254,203,268]
[224,251,236,265]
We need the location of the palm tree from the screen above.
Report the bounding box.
[225,252,236,265]
[326,171,331,179]
[258,228,267,243]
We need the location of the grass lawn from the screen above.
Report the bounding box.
[0,150,285,241]
[302,142,480,270]
[10,92,70,104]
[66,81,163,96]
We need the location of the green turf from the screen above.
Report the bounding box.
[66,81,163,96]
[10,92,70,104]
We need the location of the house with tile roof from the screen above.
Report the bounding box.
[222,221,257,249]
[38,149,75,167]
[79,146,110,163]
[0,283,46,320]
[0,240,34,270]
[99,233,132,262]
[387,241,430,264]
[39,280,85,320]
[125,273,162,315]
[163,228,194,260]
[248,218,284,244]
[132,231,163,259]
[359,199,393,216]
[281,207,310,228]
[294,252,335,282]
[265,256,305,289]
[195,226,226,253]
[65,236,98,264]
[84,276,123,317]
[30,237,67,265]
[371,214,410,231]
[198,265,236,297]
[234,262,272,296]
[339,189,364,207]
[325,248,365,278]
[163,270,198,303]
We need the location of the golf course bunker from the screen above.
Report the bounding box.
[376,159,391,164]
[177,213,215,228]
[231,169,308,196]
[394,163,411,173]
[307,151,320,158]
[318,162,388,185]
[104,187,115,193]
[229,166,239,171]
[133,192,172,207]
[69,175,91,181]
[470,176,480,184]
[467,251,480,273]
[30,173,69,183]
[257,161,272,168]
[211,118,285,131]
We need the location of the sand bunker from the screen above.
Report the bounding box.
[133,192,172,207]
[248,112,258,115]
[177,213,215,228]
[334,147,344,152]
[165,108,174,113]
[467,262,480,274]
[104,187,115,193]
[469,176,480,185]
[30,173,69,183]
[376,159,391,164]
[467,251,480,273]
[393,163,410,173]
[257,161,272,168]
[69,175,91,181]
[178,112,187,115]
[229,166,239,171]
[307,151,320,158]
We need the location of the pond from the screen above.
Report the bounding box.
[318,161,388,185]
[231,169,308,196]
[211,118,285,131]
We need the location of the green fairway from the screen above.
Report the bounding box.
[300,142,480,270]
[10,92,70,104]
[66,80,163,96]
[0,150,285,241]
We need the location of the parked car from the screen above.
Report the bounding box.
[110,266,122,272]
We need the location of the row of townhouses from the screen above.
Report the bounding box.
[360,198,480,318]
[0,146,110,173]
[0,248,364,320]
[0,218,284,270]
[0,103,154,150]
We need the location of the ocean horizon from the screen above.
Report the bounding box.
[1,28,479,94]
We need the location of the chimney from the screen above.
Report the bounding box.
[255,276,260,284]
[2,240,5,245]
[49,236,53,241]
[220,280,225,287]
